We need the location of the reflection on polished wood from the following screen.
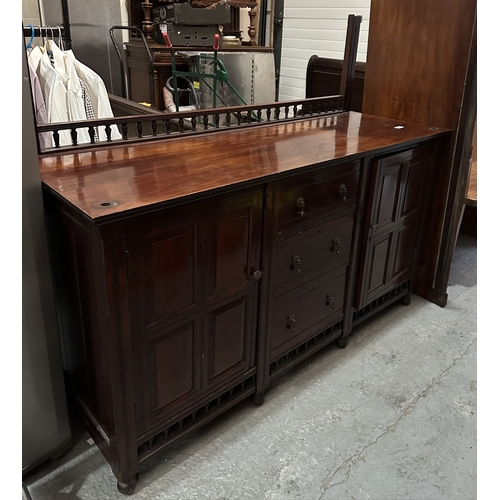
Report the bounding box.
[39,112,448,223]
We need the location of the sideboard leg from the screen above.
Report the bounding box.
[252,392,265,406]
[401,293,412,306]
[335,336,348,349]
[117,474,139,495]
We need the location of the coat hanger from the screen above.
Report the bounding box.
[46,26,55,48]
[57,26,64,50]
[25,24,35,50]
[37,25,46,47]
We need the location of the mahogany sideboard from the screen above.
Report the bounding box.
[39,111,449,494]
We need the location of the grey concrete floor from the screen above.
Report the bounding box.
[24,235,477,500]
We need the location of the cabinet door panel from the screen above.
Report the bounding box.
[373,163,403,231]
[209,211,250,296]
[391,221,417,281]
[128,188,263,436]
[146,226,195,323]
[150,323,196,412]
[366,232,393,300]
[400,157,425,219]
[206,297,249,386]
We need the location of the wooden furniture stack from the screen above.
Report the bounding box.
[363,0,477,306]
[304,1,477,291]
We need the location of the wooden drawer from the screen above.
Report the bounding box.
[273,212,355,298]
[270,269,347,361]
[276,162,360,231]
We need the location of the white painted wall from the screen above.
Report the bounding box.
[278,0,371,101]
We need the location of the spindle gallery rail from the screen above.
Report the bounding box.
[36,95,345,154]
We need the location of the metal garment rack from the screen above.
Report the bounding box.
[23,24,68,48]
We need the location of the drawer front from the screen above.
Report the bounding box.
[276,162,360,230]
[274,212,355,298]
[270,270,347,360]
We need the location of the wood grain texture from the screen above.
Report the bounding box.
[363,0,476,128]
[39,112,448,224]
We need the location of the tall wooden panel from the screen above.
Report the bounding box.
[363,0,476,306]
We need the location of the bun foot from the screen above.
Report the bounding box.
[252,393,265,406]
[117,474,139,495]
[401,293,412,306]
[336,336,348,349]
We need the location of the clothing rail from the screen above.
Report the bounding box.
[24,25,68,48]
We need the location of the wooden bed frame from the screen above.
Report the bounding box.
[305,55,366,113]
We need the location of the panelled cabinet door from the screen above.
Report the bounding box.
[126,189,263,437]
[202,192,263,392]
[126,208,204,436]
[359,145,427,307]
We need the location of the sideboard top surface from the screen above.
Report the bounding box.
[39,112,448,223]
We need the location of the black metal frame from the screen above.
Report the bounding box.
[109,25,155,103]
[60,0,72,49]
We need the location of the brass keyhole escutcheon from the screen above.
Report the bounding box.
[287,315,296,332]
[296,197,306,217]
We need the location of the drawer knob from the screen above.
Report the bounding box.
[296,197,306,217]
[253,270,263,280]
[331,238,341,255]
[287,315,296,332]
[339,183,348,201]
[326,295,335,309]
[292,255,302,273]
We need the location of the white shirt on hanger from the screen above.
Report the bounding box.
[46,40,92,145]
[65,50,121,141]
[29,46,73,148]
[27,57,52,150]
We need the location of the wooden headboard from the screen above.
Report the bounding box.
[305,56,366,112]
